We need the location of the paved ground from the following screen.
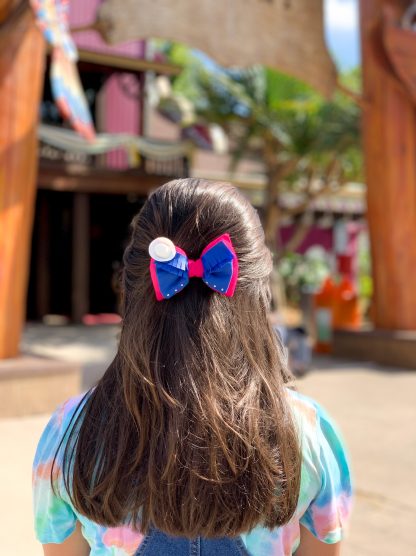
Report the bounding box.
[1,324,415,555]
[300,360,416,556]
[20,323,120,390]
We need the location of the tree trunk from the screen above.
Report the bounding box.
[264,167,282,250]
[360,0,416,329]
[0,5,45,358]
[263,138,286,251]
[262,140,291,310]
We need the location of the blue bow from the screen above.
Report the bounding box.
[150,235,238,301]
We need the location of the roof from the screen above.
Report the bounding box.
[77,48,181,76]
[96,0,337,97]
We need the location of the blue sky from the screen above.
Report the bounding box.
[325,0,360,69]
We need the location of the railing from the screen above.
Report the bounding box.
[39,141,189,178]
[38,123,191,178]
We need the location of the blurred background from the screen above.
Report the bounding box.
[0,0,415,555]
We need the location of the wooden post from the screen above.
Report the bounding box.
[0,5,45,358]
[36,193,50,318]
[360,0,416,329]
[72,192,90,323]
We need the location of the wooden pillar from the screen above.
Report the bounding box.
[72,192,90,323]
[360,0,416,329]
[36,193,50,318]
[0,4,45,358]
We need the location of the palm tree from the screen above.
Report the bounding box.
[158,44,362,254]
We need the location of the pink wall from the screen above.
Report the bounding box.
[70,0,145,167]
[279,222,366,283]
[69,0,144,56]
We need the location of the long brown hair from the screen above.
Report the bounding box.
[56,178,301,538]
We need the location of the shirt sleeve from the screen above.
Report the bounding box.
[32,397,83,544]
[299,402,353,544]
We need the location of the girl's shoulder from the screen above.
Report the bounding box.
[286,387,353,544]
[33,391,90,469]
[33,392,91,544]
[286,387,320,426]
[286,387,347,455]
[45,391,89,430]
[32,392,91,499]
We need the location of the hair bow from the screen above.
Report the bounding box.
[149,234,239,301]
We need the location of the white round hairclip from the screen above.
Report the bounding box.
[148,237,176,262]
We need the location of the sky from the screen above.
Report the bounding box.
[325,0,360,69]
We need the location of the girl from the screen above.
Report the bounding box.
[33,179,352,556]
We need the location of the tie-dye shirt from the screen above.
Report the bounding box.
[33,389,352,555]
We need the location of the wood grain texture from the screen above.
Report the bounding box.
[71,193,90,323]
[0,8,45,357]
[360,0,416,329]
[382,4,416,103]
[38,160,168,195]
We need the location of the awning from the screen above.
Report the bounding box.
[38,124,193,162]
[96,0,337,97]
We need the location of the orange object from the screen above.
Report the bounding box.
[333,277,361,330]
[313,277,335,354]
[0,11,45,358]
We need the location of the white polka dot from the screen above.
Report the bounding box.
[213,284,217,288]
[181,283,184,287]
[167,294,170,297]
[221,288,224,291]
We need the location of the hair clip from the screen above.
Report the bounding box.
[149,234,238,301]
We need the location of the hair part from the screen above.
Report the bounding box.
[55,178,301,538]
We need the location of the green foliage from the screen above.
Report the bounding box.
[158,44,363,187]
[156,43,365,299]
[264,68,319,112]
[339,66,362,95]
[278,250,330,305]
[357,234,373,301]
[279,239,373,308]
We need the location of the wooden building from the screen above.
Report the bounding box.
[28,52,189,324]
